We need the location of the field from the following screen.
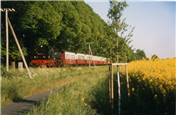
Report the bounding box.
[1,57,175,115]
[119,57,175,114]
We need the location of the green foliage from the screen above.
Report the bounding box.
[9,46,28,61]
[1,1,137,63]
[107,0,129,33]
[0,41,6,60]
[20,1,63,48]
[151,54,159,60]
[107,0,138,63]
[1,26,6,60]
[37,38,49,46]
[135,49,147,60]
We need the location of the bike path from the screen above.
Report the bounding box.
[1,83,71,115]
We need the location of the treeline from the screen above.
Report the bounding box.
[1,1,140,63]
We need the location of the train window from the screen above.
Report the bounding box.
[78,55,84,59]
[70,55,75,59]
[87,56,92,60]
[47,46,54,52]
[65,54,69,59]
[90,57,93,60]
[51,47,54,52]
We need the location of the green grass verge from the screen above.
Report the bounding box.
[1,65,108,107]
[25,69,110,115]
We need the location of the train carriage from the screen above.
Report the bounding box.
[61,51,76,65]
[93,56,99,65]
[98,57,104,65]
[76,53,86,65]
[103,58,107,64]
[85,55,93,65]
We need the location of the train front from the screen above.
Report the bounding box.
[32,45,60,67]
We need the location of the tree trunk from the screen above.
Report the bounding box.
[116,30,119,63]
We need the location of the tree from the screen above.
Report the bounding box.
[1,26,6,61]
[2,1,134,64]
[20,1,63,47]
[107,0,129,63]
[135,49,147,60]
[151,54,159,60]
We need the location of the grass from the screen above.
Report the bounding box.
[1,65,108,107]
[25,68,110,115]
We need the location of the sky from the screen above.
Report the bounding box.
[84,0,175,59]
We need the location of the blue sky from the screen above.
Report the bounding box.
[85,1,175,59]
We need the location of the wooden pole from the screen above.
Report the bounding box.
[111,64,114,114]
[109,65,112,103]
[125,65,130,106]
[90,45,95,67]
[89,43,90,67]
[6,9,9,71]
[87,42,92,67]
[7,17,32,79]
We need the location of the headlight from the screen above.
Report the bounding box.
[34,56,36,58]
[48,56,50,58]
[43,56,45,58]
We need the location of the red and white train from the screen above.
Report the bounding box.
[32,45,110,67]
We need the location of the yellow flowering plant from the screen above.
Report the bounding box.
[120,57,175,114]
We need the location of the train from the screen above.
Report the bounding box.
[32,45,110,67]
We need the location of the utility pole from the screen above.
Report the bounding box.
[86,42,91,67]
[1,8,15,71]
[7,17,32,79]
[89,45,95,67]
[1,8,32,79]
[86,42,95,67]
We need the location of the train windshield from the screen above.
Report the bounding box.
[48,46,54,52]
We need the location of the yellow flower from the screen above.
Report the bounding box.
[84,103,87,106]
[120,56,175,102]
[78,91,80,93]
[132,88,135,91]
[81,98,84,102]
[154,94,157,99]
[57,93,59,96]
[53,100,55,102]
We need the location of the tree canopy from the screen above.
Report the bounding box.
[1,1,138,63]
[107,0,136,63]
[135,49,147,60]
